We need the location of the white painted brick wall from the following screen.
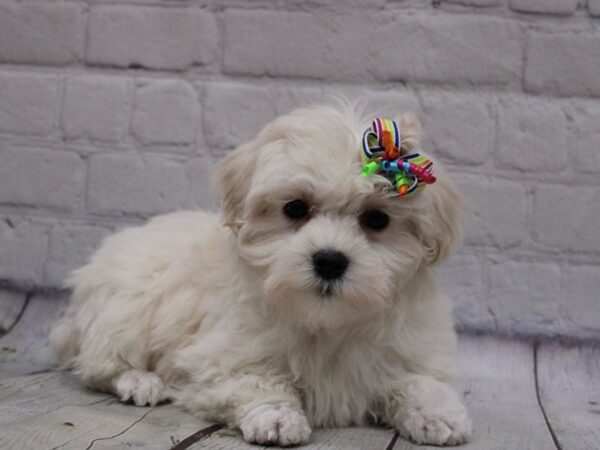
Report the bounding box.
[420,93,493,165]
[0,217,47,285]
[0,73,59,135]
[569,103,600,173]
[0,0,598,341]
[0,2,85,65]
[87,6,218,70]
[87,152,193,216]
[0,147,84,212]
[45,223,113,287]
[496,98,567,172]
[532,186,600,253]
[62,76,130,142]
[525,31,600,97]
[455,175,528,249]
[132,80,200,146]
[510,0,578,15]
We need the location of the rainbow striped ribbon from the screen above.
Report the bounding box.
[361,118,401,162]
[361,118,436,197]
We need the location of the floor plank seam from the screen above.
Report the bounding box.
[0,291,31,340]
[169,423,224,450]
[533,341,562,450]
[385,431,400,450]
[81,407,157,450]
[25,368,55,376]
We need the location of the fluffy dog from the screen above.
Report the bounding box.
[50,102,471,446]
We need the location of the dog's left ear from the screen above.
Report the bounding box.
[418,171,463,265]
[396,114,463,265]
[213,140,259,231]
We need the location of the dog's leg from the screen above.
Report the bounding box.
[237,402,312,446]
[111,369,166,407]
[383,374,472,446]
[180,373,311,446]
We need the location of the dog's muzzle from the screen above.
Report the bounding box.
[312,249,349,281]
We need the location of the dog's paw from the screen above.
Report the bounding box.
[113,369,165,406]
[239,404,312,446]
[396,405,472,446]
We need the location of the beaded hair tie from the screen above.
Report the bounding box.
[360,118,436,197]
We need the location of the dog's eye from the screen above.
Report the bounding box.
[360,210,389,231]
[283,199,310,220]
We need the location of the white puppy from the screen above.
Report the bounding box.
[51,103,471,446]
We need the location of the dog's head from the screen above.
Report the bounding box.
[214,103,462,331]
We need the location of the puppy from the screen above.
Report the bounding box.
[50,102,471,446]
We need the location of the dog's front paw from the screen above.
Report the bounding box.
[113,369,165,406]
[239,404,311,446]
[396,404,472,446]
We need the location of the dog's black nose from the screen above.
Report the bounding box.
[312,249,349,280]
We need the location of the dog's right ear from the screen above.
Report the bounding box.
[213,140,259,231]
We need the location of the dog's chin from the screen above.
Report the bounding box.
[273,291,370,332]
[263,276,392,332]
[315,282,336,299]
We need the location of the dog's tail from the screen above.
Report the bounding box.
[49,308,80,368]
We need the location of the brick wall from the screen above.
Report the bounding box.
[0,0,599,340]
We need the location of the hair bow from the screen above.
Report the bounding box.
[360,118,436,197]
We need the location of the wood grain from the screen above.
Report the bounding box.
[537,342,600,450]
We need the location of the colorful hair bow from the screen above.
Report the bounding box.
[360,118,436,197]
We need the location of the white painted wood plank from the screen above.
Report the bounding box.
[0,399,154,449]
[89,405,211,450]
[84,334,558,450]
[537,342,600,450]
[457,335,556,450]
[304,427,395,450]
[0,371,213,450]
[0,292,216,449]
[0,289,27,334]
[0,292,68,377]
[0,372,111,426]
[395,335,557,449]
[189,427,257,450]
[0,291,567,450]
[196,426,395,450]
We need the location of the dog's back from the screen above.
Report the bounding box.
[50,210,224,390]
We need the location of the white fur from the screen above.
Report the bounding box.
[50,102,471,446]
[113,369,165,406]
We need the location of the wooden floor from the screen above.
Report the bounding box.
[1,292,598,450]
